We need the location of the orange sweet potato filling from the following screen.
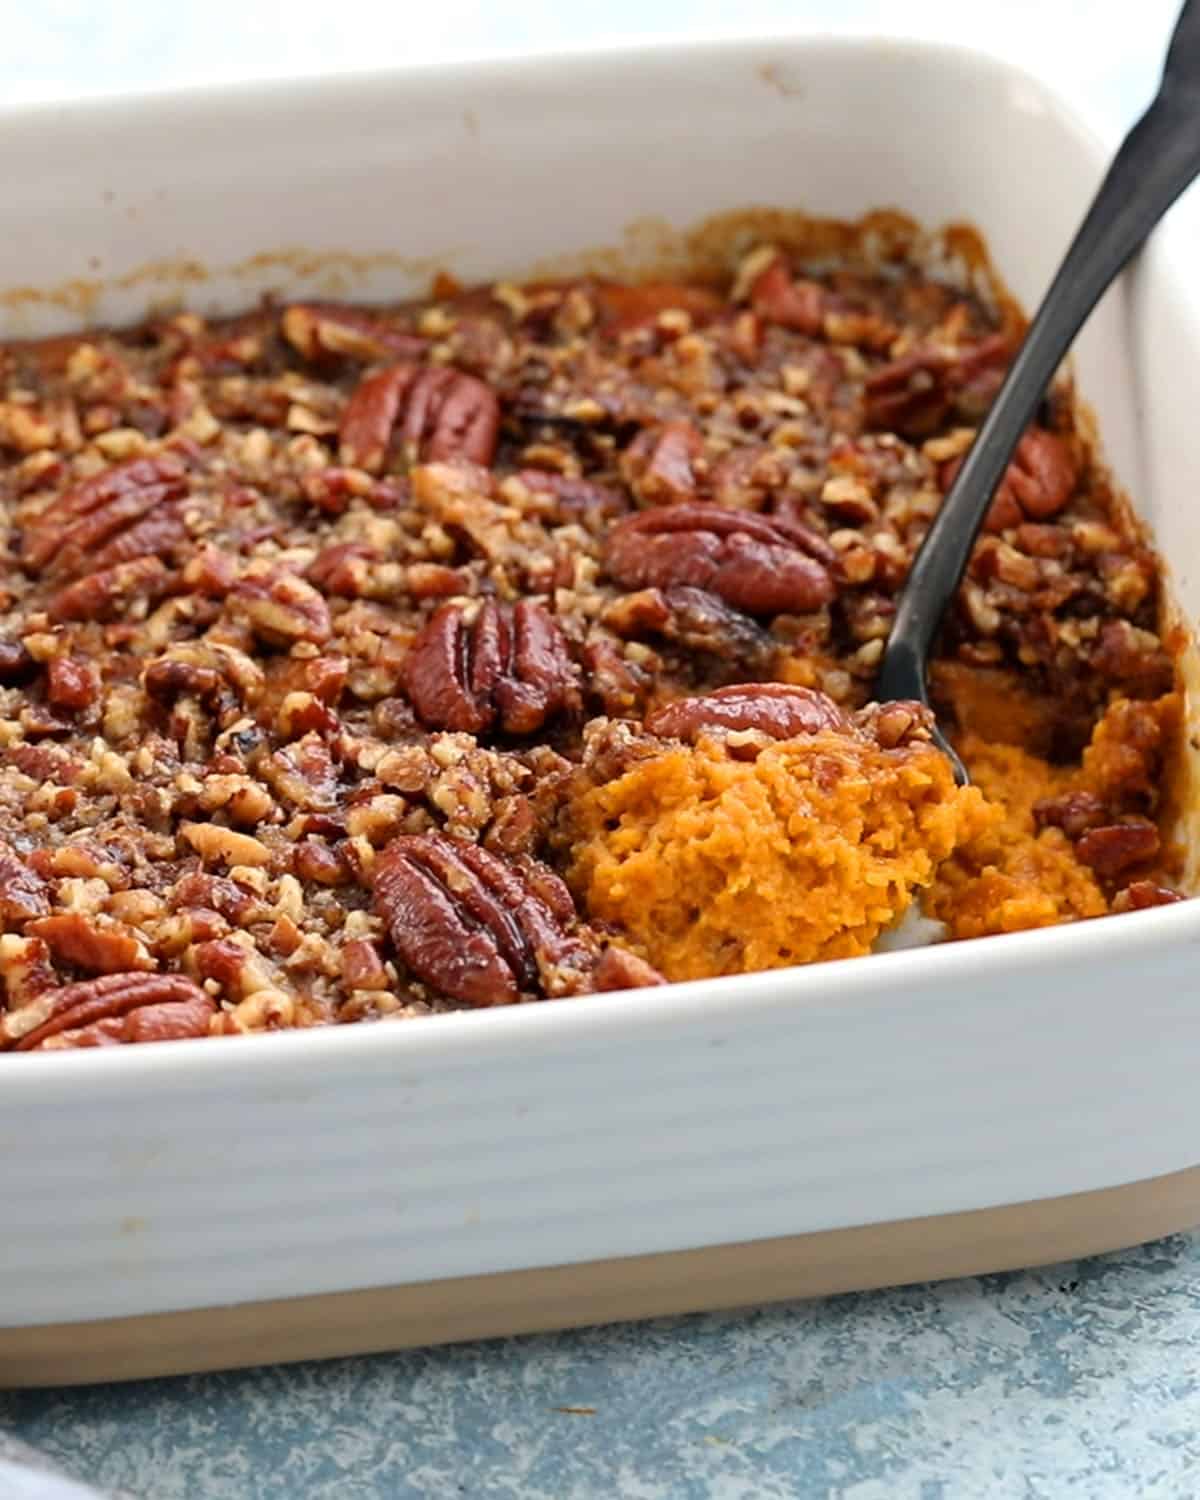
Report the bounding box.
[568,692,1180,981]
[568,729,992,980]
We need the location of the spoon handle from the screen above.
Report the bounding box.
[877,0,1200,711]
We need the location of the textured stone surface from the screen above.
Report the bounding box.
[6,1234,1200,1498]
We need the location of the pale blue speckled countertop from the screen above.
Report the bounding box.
[4,5,1199,1497]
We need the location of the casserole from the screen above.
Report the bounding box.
[3,34,1200,1386]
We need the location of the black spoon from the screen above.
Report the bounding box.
[876,0,1200,783]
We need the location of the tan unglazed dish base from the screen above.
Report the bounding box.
[5,1166,1200,1388]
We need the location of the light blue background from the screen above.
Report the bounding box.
[3,5,1198,1496]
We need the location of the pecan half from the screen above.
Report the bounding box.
[1075,820,1161,877]
[940,427,1076,531]
[373,834,591,1006]
[10,972,213,1051]
[281,303,427,363]
[605,504,836,616]
[403,599,580,737]
[21,452,188,579]
[339,363,500,473]
[646,683,848,742]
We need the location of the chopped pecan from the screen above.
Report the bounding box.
[339,363,500,473]
[0,934,58,1013]
[169,871,259,924]
[340,937,390,990]
[1033,789,1107,839]
[260,733,339,812]
[143,656,223,706]
[851,699,937,749]
[748,256,825,335]
[619,420,704,506]
[403,599,580,737]
[48,555,170,623]
[1111,880,1184,912]
[865,335,1010,438]
[601,585,771,665]
[373,833,593,1006]
[0,847,50,926]
[28,912,151,974]
[233,564,332,645]
[515,470,631,525]
[294,838,350,885]
[306,542,380,598]
[45,656,99,712]
[1075,820,1161,876]
[180,820,273,868]
[21,452,188,578]
[281,303,427,363]
[10,972,213,1051]
[0,640,37,684]
[594,281,723,332]
[605,504,836,616]
[593,945,667,992]
[579,638,650,718]
[646,682,848,742]
[1091,620,1176,698]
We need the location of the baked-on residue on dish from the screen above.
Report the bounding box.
[0,232,1185,1049]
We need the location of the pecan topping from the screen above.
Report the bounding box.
[48,555,170,623]
[28,912,151,974]
[865,335,1010,437]
[592,945,668,992]
[9,972,213,1052]
[620,421,704,506]
[0,640,37,684]
[339,363,500,473]
[748,256,825,335]
[233,565,332,645]
[403,600,580,737]
[281,303,427,363]
[603,585,771,666]
[941,427,1077,531]
[45,657,99,712]
[1033,789,1107,840]
[373,834,591,1007]
[1075,820,1161,877]
[21,452,188,579]
[605,504,836,616]
[0,847,50,926]
[1111,880,1184,912]
[646,683,848,742]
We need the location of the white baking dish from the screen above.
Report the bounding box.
[4,35,1200,1387]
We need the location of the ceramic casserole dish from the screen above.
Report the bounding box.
[4,34,1200,1387]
